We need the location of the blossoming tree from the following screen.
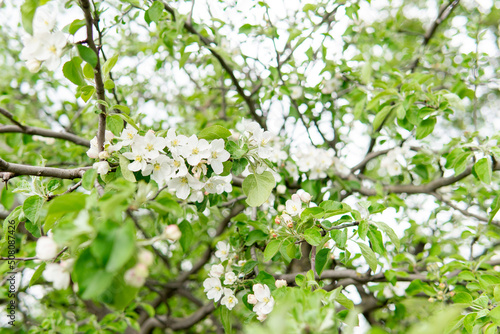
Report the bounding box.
[1,0,500,332]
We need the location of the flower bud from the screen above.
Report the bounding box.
[247,294,257,304]
[281,213,292,225]
[277,204,285,212]
[164,224,182,241]
[299,192,312,203]
[291,194,301,202]
[26,59,42,73]
[272,233,278,238]
[98,150,110,160]
[275,279,287,288]
[277,184,287,194]
[138,249,154,266]
[438,283,446,290]
[274,216,281,224]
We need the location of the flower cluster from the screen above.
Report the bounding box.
[203,242,239,310]
[275,191,312,230]
[294,146,336,180]
[20,5,67,72]
[88,126,233,201]
[203,241,283,321]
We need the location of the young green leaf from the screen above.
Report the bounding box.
[357,242,378,272]
[242,172,276,207]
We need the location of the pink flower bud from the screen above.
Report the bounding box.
[291,194,301,202]
[287,222,293,229]
[164,224,182,241]
[275,216,281,224]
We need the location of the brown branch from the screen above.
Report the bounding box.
[432,192,500,226]
[159,1,266,129]
[141,303,215,333]
[0,158,88,179]
[409,0,460,72]
[0,124,90,147]
[80,0,107,152]
[350,148,392,173]
[0,107,26,129]
[47,180,83,201]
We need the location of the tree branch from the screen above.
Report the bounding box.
[0,158,88,179]
[0,107,26,129]
[0,124,90,147]
[409,0,460,71]
[80,0,107,152]
[159,1,266,129]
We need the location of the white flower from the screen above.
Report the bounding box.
[123,149,148,173]
[35,31,67,71]
[132,130,166,160]
[208,139,230,174]
[43,260,73,290]
[189,190,205,203]
[221,288,238,310]
[275,279,287,288]
[255,131,274,159]
[164,224,182,241]
[215,241,231,262]
[210,264,225,278]
[117,124,138,147]
[182,135,210,166]
[276,184,287,194]
[290,86,303,99]
[203,277,223,302]
[223,271,237,285]
[237,119,262,138]
[247,294,257,304]
[256,313,267,322]
[252,284,275,315]
[138,249,154,266]
[172,155,188,176]
[93,161,110,175]
[124,263,148,287]
[165,129,188,155]
[285,194,303,216]
[143,155,174,186]
[204,175,232,194]
[36,236,58,261]
[33,5,56,33]
[168,174,204,200]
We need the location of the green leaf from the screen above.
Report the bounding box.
[104,79,115,90]
[373,221,401,250]
[77,45,98,68]
[113,113,139,130]
[315,248,330,277]
[490,194,500,223]
[245,230,268,246]
[48,193,87,216]
[145,1,164,24]
[107,114,124,136]
[372,105,392,131]
[63,57,86,86]
[102,54,119,77]
[119,154,137,182]
[69,19,86,35]
[106,221,135,272]
[473,157,491,184]
[198,125,232,140]
[179,220,193,252]
[82,169,97,191]
[20,0,38,35]
[416,117,436,139]
[304,228,322,246]
[357,242,378,272]
[242,172,276,207]
[23,195,44,224]
[219,303,233,334]
[264,239,280,262]
[29,263,46,286]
